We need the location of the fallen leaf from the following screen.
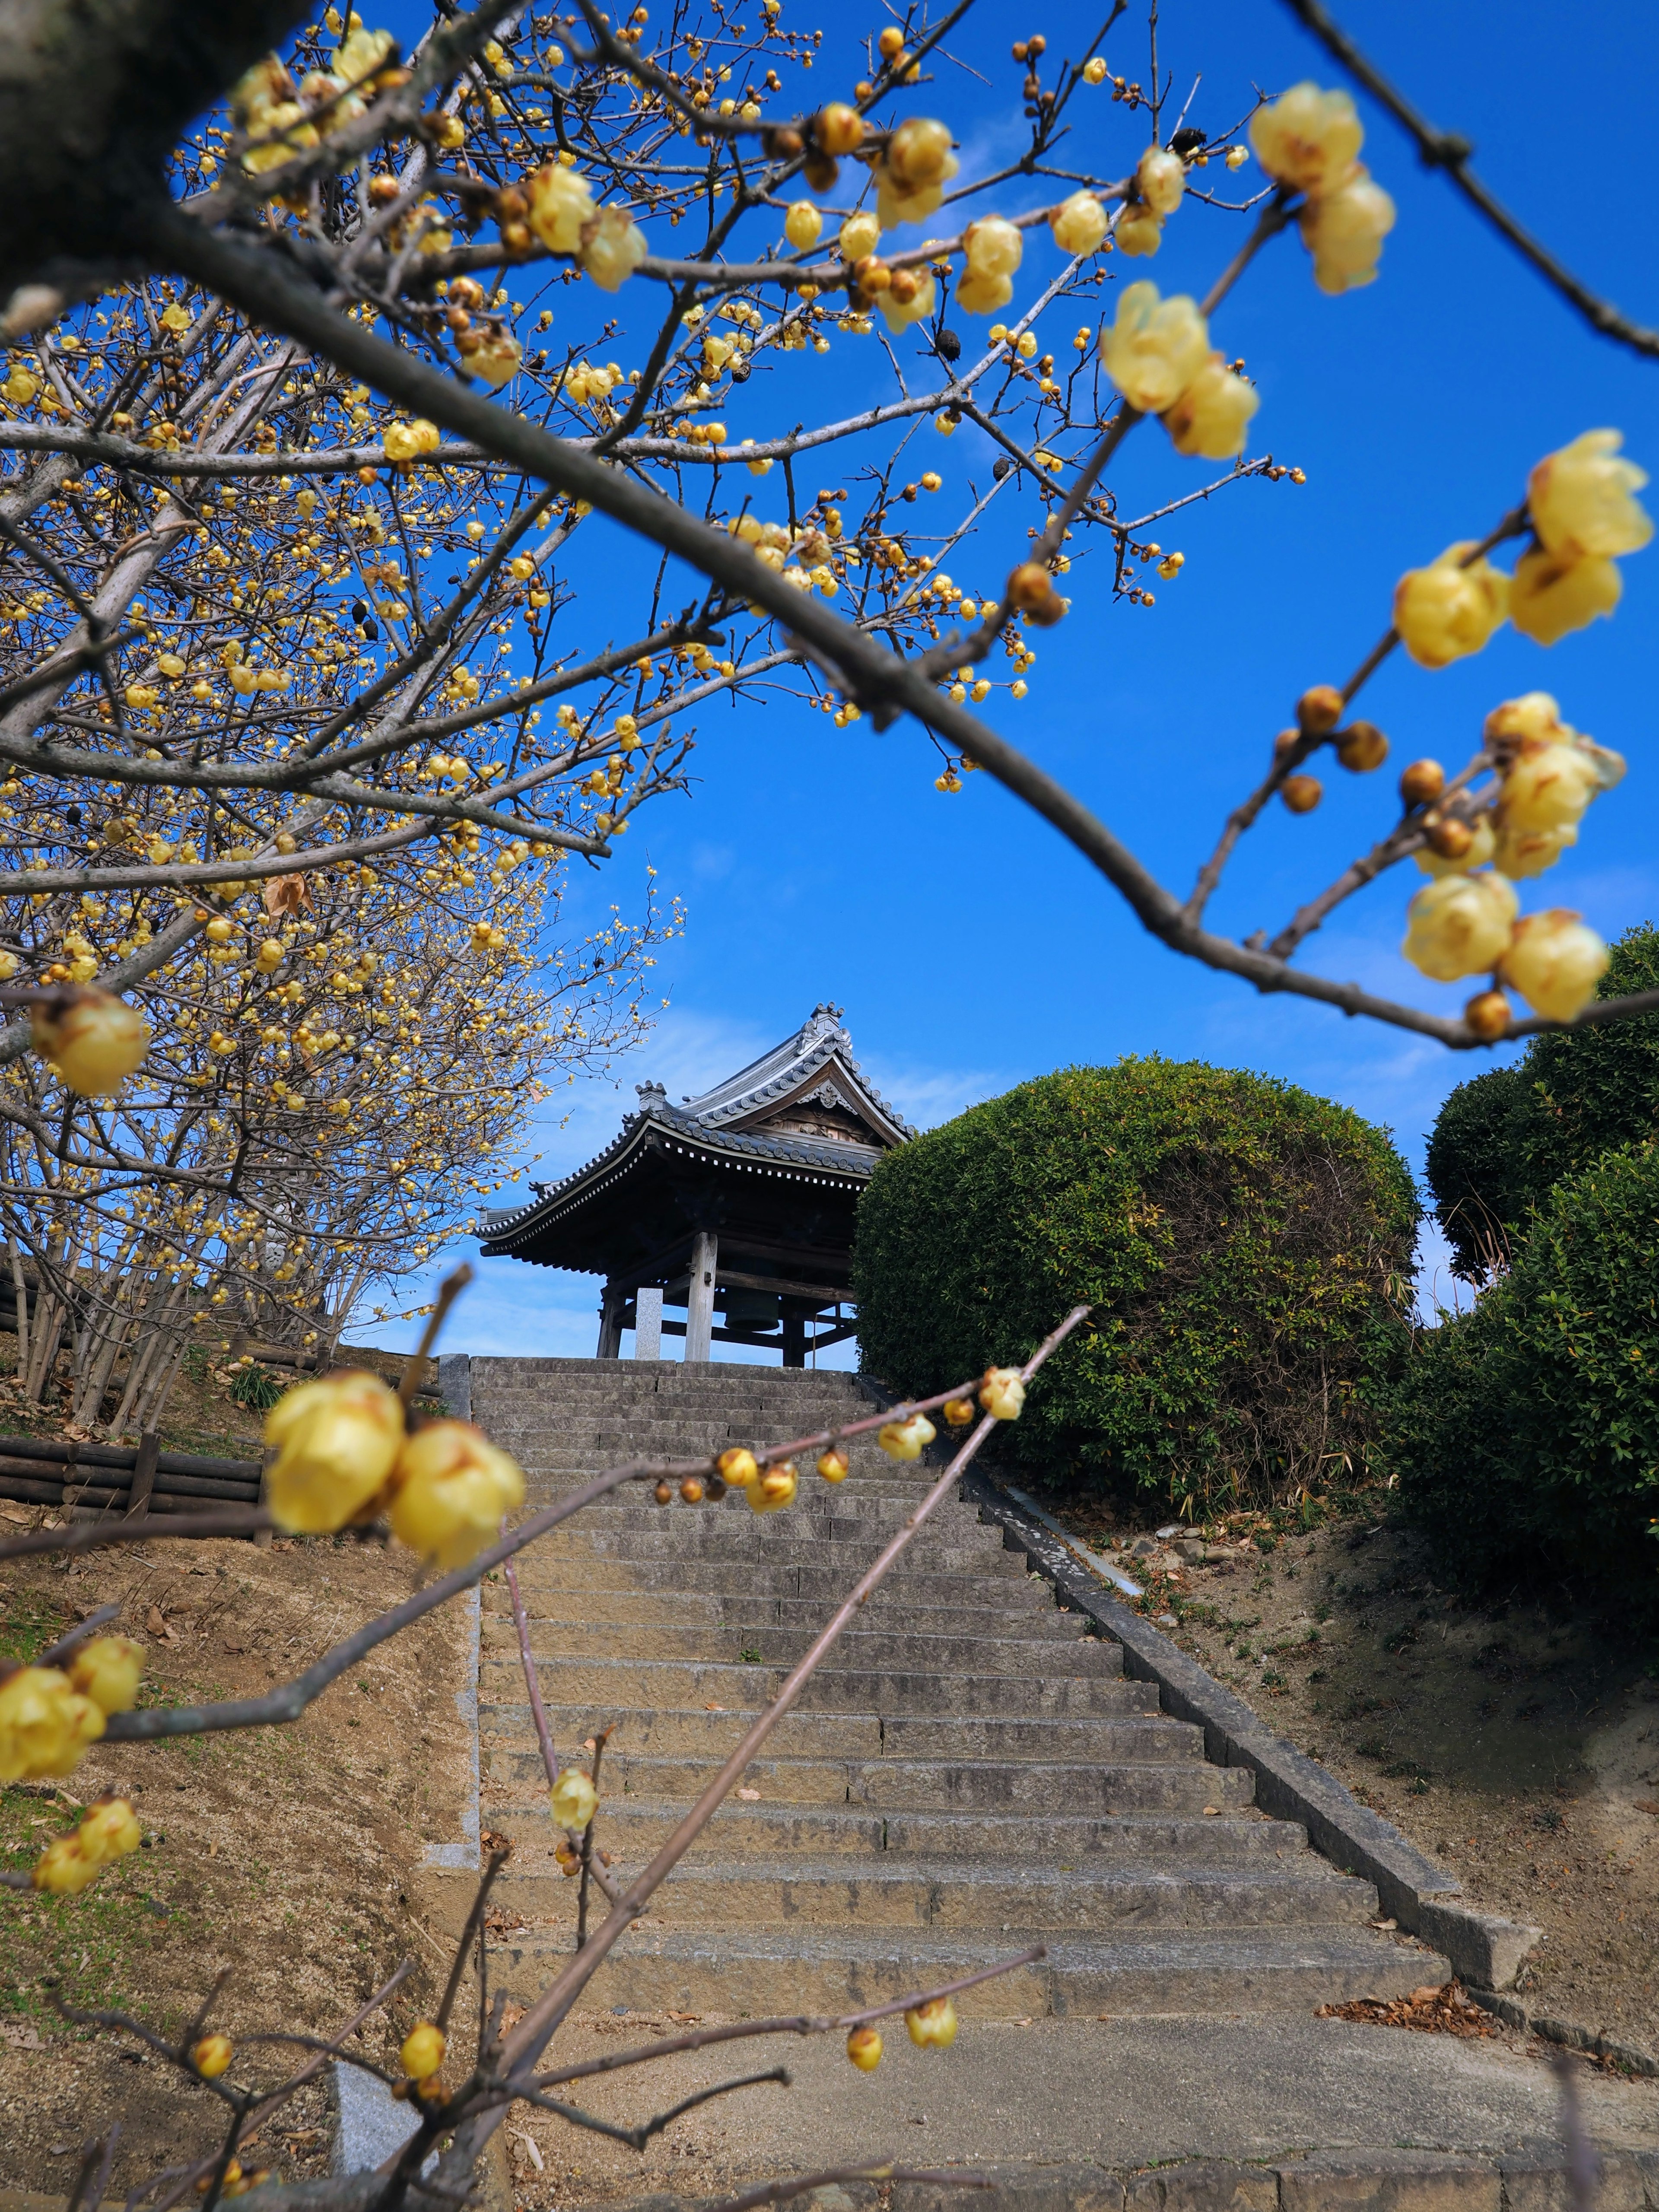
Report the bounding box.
[666,2011,702,2024]
[513,2133,545,2173]
[146,1605,179,1643]
[0,1503,31,1524]
[1634,1800,1659,1817]
[736,1786,760,1801]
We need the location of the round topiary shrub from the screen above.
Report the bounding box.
[1388,1140,1659,1594]
[853,1058,1417,1513]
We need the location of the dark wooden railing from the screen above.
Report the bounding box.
[0,1432,263,1519]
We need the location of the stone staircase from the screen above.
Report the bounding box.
[470,1358,1444,2018]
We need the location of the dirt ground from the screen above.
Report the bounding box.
[1043,1493,1659,2051]
[0,1339,475,2200]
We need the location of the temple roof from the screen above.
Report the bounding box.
[478,1007,909,1267]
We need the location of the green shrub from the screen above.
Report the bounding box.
[853,1058,1416,1513]
[1388,1141,1659,1594]
[1427,923,1659,1281]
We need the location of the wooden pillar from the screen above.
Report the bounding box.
[596,1284,624,1360]
[782,1307,806,1369]
[635,1285,663,1360]
[684,1232,718,1363]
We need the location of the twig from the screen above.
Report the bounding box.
[398,1261,474,1409]
[1277,0,1659,362]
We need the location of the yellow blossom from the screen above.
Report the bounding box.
[527,163,595,253]
[582,207,648,291]
[1114,204,1163,258]
[0,1666,105,1781]
[264,1367,405,1533]
[1249,82,1363,197]
[1049,192,1109,257]
[1499,740,1602,834]
[1527,430,1652,561]
[1402,871,1518,982]
[1137,146,1185,216]
[385,1418,525,1567]
[785,202,821,250]
[877,269,936,333]
[847,2025,883,2070]
[1509,547,1622,645]
[1099,282,1209,414]
[906,1995,958,2047]
[1392,543,1510,668]
[1162,354,1260,459]
[67,1637,144,1715]
[978,1368,1026,1421]
[879,1411,937,1461]
[31,988,149,1096]
[1298,167,1395,293]
[550,1767,598,1829]
[1500,910,1609,1022]
[401,2024,447,2079]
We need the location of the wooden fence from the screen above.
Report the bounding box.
[0,1432,263,1519]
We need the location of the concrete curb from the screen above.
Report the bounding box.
[1469,1989,1659,2078]
[957,1468,1543,1993]
[611,2144,1659,2212]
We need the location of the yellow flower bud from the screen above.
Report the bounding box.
[30,988,149,1097]
[964,216,1022,280]
[877,268,936,333]
[955,269,1012,316]
[785,201,823,250]
[885,116,952,189]
[979,1368,1027,1421]
[1508,546,1623,645]
[1392,544,1510,669]
[816,102,865,157]
[846,2025,884,2070]
[1049,192,1108,257]
[1500,741,1602,833]
[526,162,595,252]
[905,1995,958,2047]
[839,210,881,264]
[467,327,521,388]
[264,1368,405,1534]
[878,1412,936,1462]
[717,1447,760,1487]
[385,1418,525,1569]
[1162,353,1260,460]
[1099,282,1209,414]
[1298,167,1395,294]
[1401,871,1519,983]
[33,1835,100,1894]
[76,1793,142,1865]
[747,1462,798,1514]
[67,1637,144,1716]
[817,1447,849,1482]
[1501,912,1611,1023]
[255,940,285,973]
[1249,82,1363,197]
[1492,822,1575,879]
[1463,990,1513,1043]
[550,1767,599,1829]
[1136,146,1185,217]
[582,207,648,291]
[1527,430,1652,562]
[1114,204,1163,257]
[193,2035,234,2079]
[400,2023,447,2080]
[942,1398,976,1427]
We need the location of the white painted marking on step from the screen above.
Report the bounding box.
[999,1485,1145,1598]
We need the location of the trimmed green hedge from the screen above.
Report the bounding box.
[853,1058,1417,1512]
[1427,924,1659,1282]
[1388,1141,1659,1593]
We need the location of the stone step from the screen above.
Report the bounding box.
[480,1654,1131,1716]
[490,1734,1208,1811]
[528,1530,1022,1574]
[492,1556,1033,1601]
[481,1588,1069,1635]
[478,1791,1263,1861]
[488,1856,1375,1932]
[487,1622,1110,1674]
[484,1923,1447,2017]
[480,1694,1170,1764]
[541,1493,984,1530]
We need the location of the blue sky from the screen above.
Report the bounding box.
[365,0,1659,1360]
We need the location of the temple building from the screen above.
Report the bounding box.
[479,1006,911,1364]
